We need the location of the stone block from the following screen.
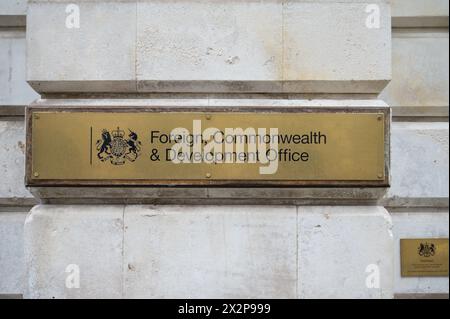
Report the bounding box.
[0,0,27,15]
[0,0,27,27]
[23,205,124,299]
[388,123,449,206]
[0,210,28,296]
[123,205,298,298]
[379,30,449,117]
[391,0,449,27]
[0,30,39,112]
[27,0,136,93]
[0,119,34,205]
[283,0,391,93]
[298,206,394,298]
[23,204,397,298]
[136,0,283,93]
[27,0,391,94]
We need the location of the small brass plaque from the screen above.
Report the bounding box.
[401,239,449,277]
[26,107,389,187]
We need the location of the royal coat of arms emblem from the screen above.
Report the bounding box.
[96,127,141,165]
[418,242,436,258]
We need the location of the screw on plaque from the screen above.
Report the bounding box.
[377,114,383,121]
[34,172,39,177]
[205,114,212,120]
[34,114,40,120]
[377,173,383,179]
[206,173,211,178]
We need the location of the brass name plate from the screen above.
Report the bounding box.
[401,239,449,277]
[26,107,389,187]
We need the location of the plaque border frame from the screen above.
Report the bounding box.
[25,105,391,188]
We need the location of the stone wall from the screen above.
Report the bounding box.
[24,205,393,299]
[0,0,448,298]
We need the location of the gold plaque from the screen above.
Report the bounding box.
[401,239,449,277]
[26,107,389,187]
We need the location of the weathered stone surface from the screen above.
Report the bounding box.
[23,205,124,299]
[20,206,450,298]
[123,205,297,298]
[0,120,34,205]
[391,211,449,294]
[0,0,27,14]
[27,0,391,94]
[391,0,449,27]
[24,204,396,298]
[10,0,428,28]
[30,97,389,108]
[0,0,27,26]
[0,210,27,296]
[27,0,136,93]
[282,0,391,93]
[0,30,39,111]
[380,30,449,117]
[298,206,394,299]
[388,123,449,205]
[136,0,283,93]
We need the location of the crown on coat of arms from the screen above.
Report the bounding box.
[112,127,125,139]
